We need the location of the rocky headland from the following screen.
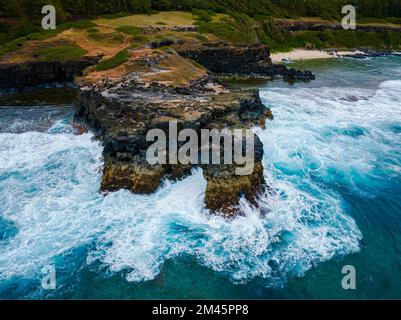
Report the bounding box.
[76,75,270,217]
[0,24,316,216]
[72,43,316,217]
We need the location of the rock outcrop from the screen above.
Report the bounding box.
[0,57,98,95]
[176,43,315,80]
[75,76,272,217]
[338,49,401,59]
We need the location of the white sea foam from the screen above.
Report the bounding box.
[0,131,104,279]
[5,81,400,286]
[259,80,401,194]
[0,130,361,287]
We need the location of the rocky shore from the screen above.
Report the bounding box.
[337,49,401,59]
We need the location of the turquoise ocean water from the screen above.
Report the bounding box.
[0,57,400,299]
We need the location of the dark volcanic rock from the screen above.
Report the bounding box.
[339,49,401,59]
[273,65,316,81]
[75,76,272,217]
[150,38,177,49]
[177,43,315,81]
[0,57,98,94]
[177,44,273,74]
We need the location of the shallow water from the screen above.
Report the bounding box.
[0,57,400,299]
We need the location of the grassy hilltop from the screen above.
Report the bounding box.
[1,1,401,82]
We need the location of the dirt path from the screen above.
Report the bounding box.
[56,26,132,59]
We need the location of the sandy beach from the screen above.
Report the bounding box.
[270,49,364,63]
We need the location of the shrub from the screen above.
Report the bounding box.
[95,49,129,71]
[198,12,258,44]
[68,19,97,29]
[193,9,213,24]
[116,26,142,36]
[87,28,100,34]
[88,32,124,46]
[131,34,149,48]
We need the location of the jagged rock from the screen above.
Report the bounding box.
[203,162,266,217]
[172,26,198,32]
[277,66,316,81]
[150,38,177,49]
[339,49,401,59]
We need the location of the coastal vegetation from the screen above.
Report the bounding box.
[95,48,129,71]
[38,42,87,61]
[3,0,401,20]
[1,1,401,63]
[259,27,401,52]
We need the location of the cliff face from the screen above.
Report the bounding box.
[177,43,315,80]
[0,57,98,94]
[75,76,272,217]
[177,44,273,74]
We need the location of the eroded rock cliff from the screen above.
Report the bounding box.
[0,57,98,95]
[176,43,315,80]
[75,75,272,217]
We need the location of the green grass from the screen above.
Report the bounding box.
[131,34,149,48]
[358,17,401,25]
[183,32,210,43]
[101,12,131,20]
[192,9,213,24]
[261,28,401,52]
[67,19,97,29]
[88,32,124,46]
[198,12,259,44]
[95,49,129,71]
[87,28,100,34]
[2,11,401,61]
[0,19,98,59]
[95,12,195,27]
[38,44,87,61]
[116,25,142,36]
[187,58,208,71]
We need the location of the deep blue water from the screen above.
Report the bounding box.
[0,57,400,299]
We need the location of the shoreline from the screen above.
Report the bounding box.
[270,49,394,63]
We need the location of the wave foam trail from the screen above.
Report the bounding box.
[259,80,401,194]
[87,167,361,285]
[5,79,400,286]
[0,131,104,279]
